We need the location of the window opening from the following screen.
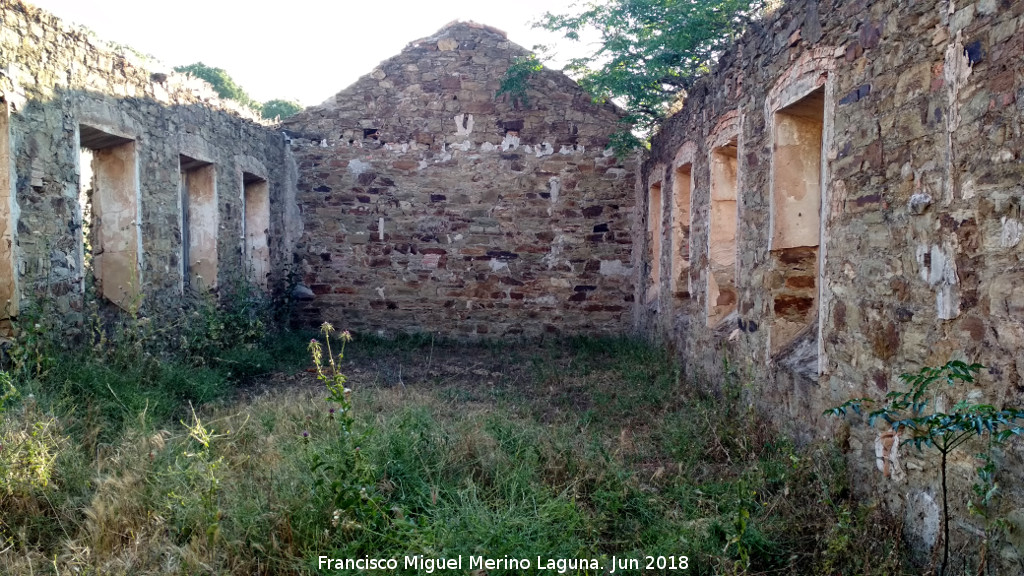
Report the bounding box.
[708,138,738,326]
[79,124,140,309]
[180,155,217,292]
[242,172,270,290]
[770,87,824,353]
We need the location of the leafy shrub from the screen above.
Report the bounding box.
[828,360,1024,574]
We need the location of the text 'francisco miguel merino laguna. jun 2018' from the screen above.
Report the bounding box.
[318,554,690,573]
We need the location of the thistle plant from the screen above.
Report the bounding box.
[308,323,354,434]
[307,323,390,535]
[827,360,1024,575]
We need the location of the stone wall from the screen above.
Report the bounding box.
[637,0,1024,561]
[0,0,295,334]
[282,22,634,338]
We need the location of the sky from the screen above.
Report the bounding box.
[29,0,597,107]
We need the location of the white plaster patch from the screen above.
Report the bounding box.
[917,243,961,320]
[908,191,932,215]
[378,218,385,241]
[376,286,386,299]
[528,295,557,306]
[500,133,520,151]
[541,233,572,271]
[347,159,372,175]
[874,430,905,481]
[603,148,615,157]
[900,162,914,181]
[480,142,496,152]
[548,177,560,203]
[905,491,941,552]
[535,142,554,157]
[523,145,534,154]
[605,168,627,178]
[961,177,976,200]
[558,144,583,155]
[992,149,1014,163]
[454,113,474,136]
[452,140,472,152]
[928,245,951,286]
[418,159,428,170]
[599,259,631,277]
[488,258,509,272]
[1001,217,1022,248]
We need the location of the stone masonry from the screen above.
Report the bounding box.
[636,0,1024,562]
[8,0,1024,562]
[281,22,634,338]
[0,0,297,335]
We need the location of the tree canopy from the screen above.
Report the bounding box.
[260,99,303,121]
[537,0,765,141]
[173,63,303,120]
[173,62,258,109]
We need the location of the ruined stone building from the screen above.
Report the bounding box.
[3,0,1024,562]
[0,1,634,340]
[635,0,1024,557]
[0,0,298,337]
[280,22,634,337]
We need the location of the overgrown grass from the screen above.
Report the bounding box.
[1,329,910,575]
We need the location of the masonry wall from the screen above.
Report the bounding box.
[0,0,295,335]
[637,0,1024,562]
[282,23,634,338]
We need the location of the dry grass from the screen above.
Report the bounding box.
[0,335,912,575]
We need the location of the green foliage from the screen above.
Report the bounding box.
[0,333,916,574]
[180,280,269,366]
[827,360,1024,574]
[537,0,766,141]
[173,62,259,110]
[163,406,228,546]
[306,324,404,553]
[6,300,57,381]
[308,323,354,431]
[826,361,1024,455]
[260,98,303,120]
[0,370,15,414]
[173,64,305,120]
[497,54,545,108]
[0,391,65,500]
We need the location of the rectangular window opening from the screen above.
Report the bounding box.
[243,172,270,290]
[672,163,692,299]
[770,87,824,354]
[0,98,14,332]
[707,139,738,327]
[79,124,140,310]
[647,175,663,303]
[180,155,217,292]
